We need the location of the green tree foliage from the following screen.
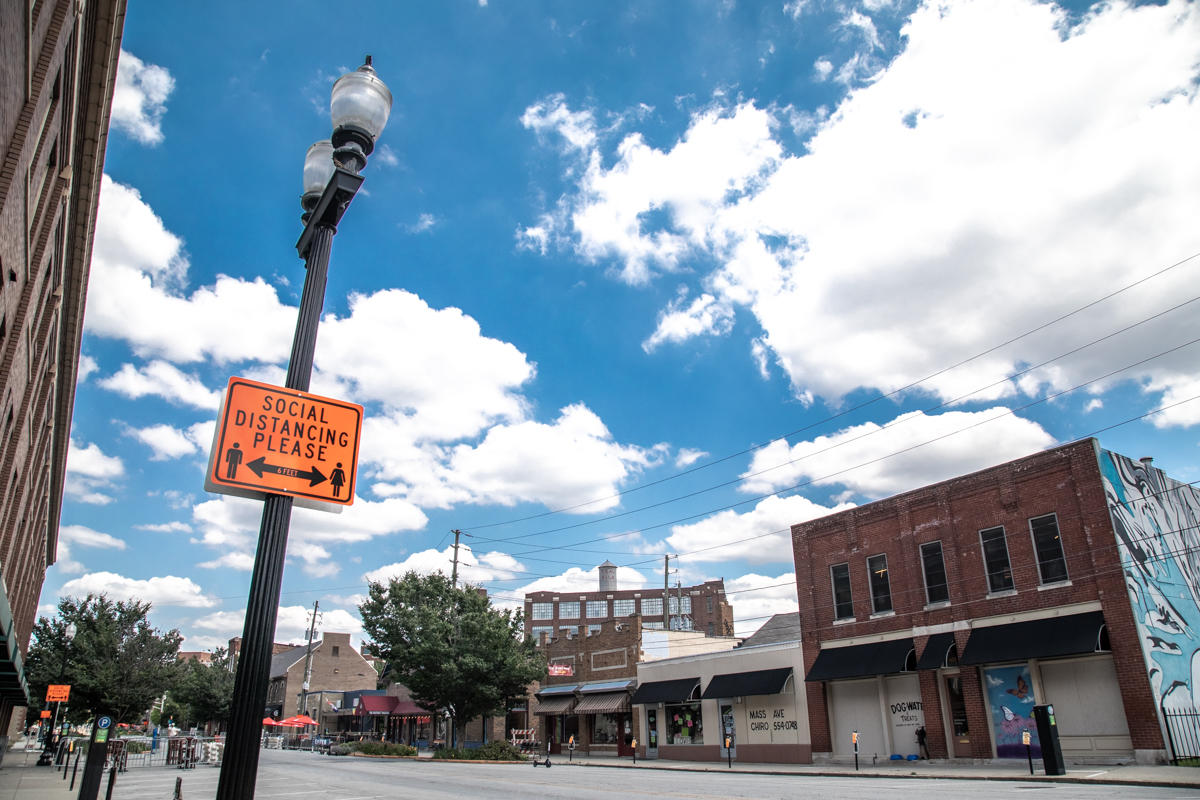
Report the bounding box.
[359,571,544,744]
[26,595,182,724]
[171,648,235,730]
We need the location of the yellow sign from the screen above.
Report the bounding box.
[205,377,363,506]
[45,684,70,703]
[1022,729,1031,746]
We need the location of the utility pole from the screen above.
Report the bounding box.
[300,601,319,718]
[663,555,674,630]
[450,529,472,587]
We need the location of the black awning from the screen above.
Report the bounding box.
[701,667,793,699]
[805,638,915,682]
[630,677,700,705]
[916,632,957,670]
[959,611,1106,665]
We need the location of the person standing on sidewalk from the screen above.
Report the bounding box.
[916,726,929,759]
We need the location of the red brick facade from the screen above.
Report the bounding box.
[1,0,126,737]
[525,578,734,640]
[792,439,1163,760]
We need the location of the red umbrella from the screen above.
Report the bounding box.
[280,714,318,726]
[262,718,281,727]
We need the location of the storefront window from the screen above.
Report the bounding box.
[665,701,703,744]
[592,713,621,743]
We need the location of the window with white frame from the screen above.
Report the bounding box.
[558,601,580,619]
[668,596,692,615]
[613,599,635,616]
[867,553,892,613]
[980,526,1014,592]
[641,597,663,616]
[531,602,553,620]
[1029,514,1068,584]
[586,600,608,618]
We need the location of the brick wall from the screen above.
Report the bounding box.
[792,440,1162,757]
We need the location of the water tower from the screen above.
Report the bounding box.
[598,560,618,591]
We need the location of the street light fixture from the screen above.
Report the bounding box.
[215,57,391,800]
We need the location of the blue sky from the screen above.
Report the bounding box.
[47,0,1200,650]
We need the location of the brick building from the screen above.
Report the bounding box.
[0,0,126,738]
[523,561,735,640]
[531,615,738,757]
[265,632,376,719]
[793,439,1200,765]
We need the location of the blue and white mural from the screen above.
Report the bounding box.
[1100,450,1200,714]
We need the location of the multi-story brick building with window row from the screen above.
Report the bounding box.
[523,561,735,642]
[1,0,126,742]
[792,439,1200,765]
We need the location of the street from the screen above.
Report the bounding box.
[97,750,1200,800]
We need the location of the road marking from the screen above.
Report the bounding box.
[1086,770,1108,778]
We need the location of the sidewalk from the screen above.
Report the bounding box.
[553,752,1200,789]
[0,741,80,800]
[4,737,1200,797]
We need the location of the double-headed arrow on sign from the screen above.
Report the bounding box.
[245,457,327,487]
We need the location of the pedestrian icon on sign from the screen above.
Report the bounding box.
[224,443,243,478]
[330,462,346,498]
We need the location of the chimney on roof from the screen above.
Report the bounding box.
[598,561,617,592]
[1141,457,1154,469]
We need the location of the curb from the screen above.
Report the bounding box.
[556,760,1200,789]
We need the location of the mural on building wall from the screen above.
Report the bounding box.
[984,665,1041,758]
[1101,450,1200,713]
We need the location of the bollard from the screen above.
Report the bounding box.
[70,751,81,790]
[174,776,184,799]
[104,764,118,800]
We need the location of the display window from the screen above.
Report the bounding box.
[665,701,703,744]
[592,713,621,744]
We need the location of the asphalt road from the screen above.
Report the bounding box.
[106,750,1200,800]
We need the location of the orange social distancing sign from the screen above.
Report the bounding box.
[205,377,362,506]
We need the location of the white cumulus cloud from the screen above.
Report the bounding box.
[111,50,174,145]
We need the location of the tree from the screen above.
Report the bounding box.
[171,648,236,731]
[359,571,544,745]
[26,595,183,724]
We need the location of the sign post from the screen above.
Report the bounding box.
[1023,728,1033,775]
[852,730,859,772]
[37,685,70,766]
[76,715,112,800]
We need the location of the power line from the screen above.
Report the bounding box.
[471,323,1200,551]
[465,250,1200,532]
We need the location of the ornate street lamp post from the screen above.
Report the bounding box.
[215,57,391,800]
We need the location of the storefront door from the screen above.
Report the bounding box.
[719,703,736,759]
[944,675,972,758]
[616,714,633,757]
[646,709,658,759]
